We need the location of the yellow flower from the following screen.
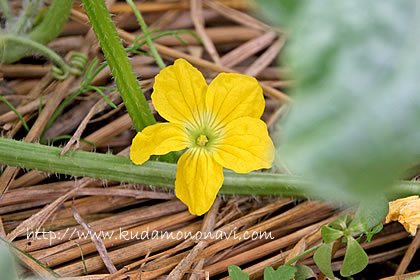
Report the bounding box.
[130,59,275,215]
[385,195,420,236]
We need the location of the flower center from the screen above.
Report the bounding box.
[196,134,209,147]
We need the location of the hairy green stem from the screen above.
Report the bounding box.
[81,0,156,132]
[82,0,177,163]
[0,34,70,76]
[126,0,166,69]
[0,138,419,199]
[40,135,95,146]
[2,0,74,64]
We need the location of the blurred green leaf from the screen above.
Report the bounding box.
[264,0,420,203]
[255,0,302,26]
[264,265,297,280]
[313,243,334,279]
[228,265,249,280]
[0,245,18,280]
[341,236,369,277]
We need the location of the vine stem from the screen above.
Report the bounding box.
[126,0,166,69]
[82,0,178,163]
[81,0,156,132]
[0,34,70,76]
[2,0,74,64]
[0,138,419,198]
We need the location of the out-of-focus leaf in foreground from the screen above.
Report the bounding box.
[0,245,18,280]
[259,0,420,203]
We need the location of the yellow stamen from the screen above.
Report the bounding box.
[196,134,209,146]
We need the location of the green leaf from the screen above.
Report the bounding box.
[264,265,297,280]
[313,243,334,279]
[0,236,60,278]
[267,0,420,203]
[0,245,18,280]
[340,236,369,277]
[255,0,302,26]
[329,215,351,231]
[321,225,344,243]
[355,234,364,243]
[228,265,249,280]
[348,217,369,235]
[351,195,389,231]
[365,223,383,242]
[295,264,315,280]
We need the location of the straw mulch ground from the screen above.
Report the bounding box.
[0,1,419,279]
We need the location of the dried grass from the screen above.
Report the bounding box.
[0,1,418,279]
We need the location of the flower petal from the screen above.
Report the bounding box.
[213,117,274,173]
[152,58,208,127]
[206,73,264,127]
[130,123,187,165]
[386,196,420,236]
[175,149,224,216]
